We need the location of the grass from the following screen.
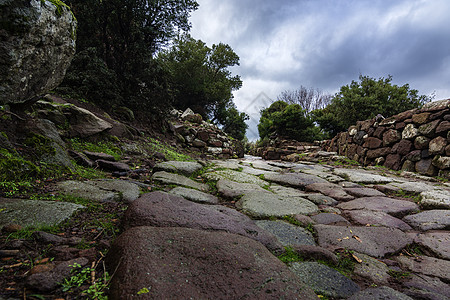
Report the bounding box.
[147,137,194,161]
[392,189,421,203]
[388,270,411,279]
[69,138,123,161]
[277,247,303,263]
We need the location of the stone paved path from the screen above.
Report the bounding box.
[47,155,450,298]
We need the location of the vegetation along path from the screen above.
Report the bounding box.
[1,152,449,299]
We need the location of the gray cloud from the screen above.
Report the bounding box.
[190,0,450,140]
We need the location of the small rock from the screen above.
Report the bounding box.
[420,190,450,209]
[169,187,219,204]
[353,252,391,284]
[96,160,131,172]
[83,151,116,161]
[292,245,339,265]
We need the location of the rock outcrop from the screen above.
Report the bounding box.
[0,0,77,104]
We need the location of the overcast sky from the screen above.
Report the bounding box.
[189,0,450,140]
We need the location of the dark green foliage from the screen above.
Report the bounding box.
[158,34,242,119]
[59,0,198,115]
[215,105,249,141]
[258,101,324,142]
[313,75,432,136]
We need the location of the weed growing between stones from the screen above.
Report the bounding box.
[282,215,303,227]
[277,247,304,263]
[61,262,110,299]
[387,270,411,279]
[332,249,357,277]
[393,189,421,203]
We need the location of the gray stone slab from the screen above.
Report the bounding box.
[404,274,450,300]
[315,225,412,258]
[333,168,394,184]
[306,182,355,201]
[154,161,203,176]
[396,255,450,282]
[87,179,141,203]
[306,194,338,206]
[345,210,413,231]
[263,172,328,188]
[251,161,283,172]
[311,213,350,225]
[216,179,268,198]
[203,170,269,187]
[301,169,344,183]
[169,187,219,204]
[344,187,386,197]
[388,181,439,194]
[255,220,316,246]
[414,231,450,260]
[152,171,209,191]
[211,160,242,170]
[269,184,309,197]
[403,210,450,231]
[420,190,450,209]
[289,262,360,298]
[337,197,419,218]
[237,192,319,218]
[0,198,84,229]
[353,252,391,284]
[348,286,413,300]
[240,166,278,177]
[57,180,119,202]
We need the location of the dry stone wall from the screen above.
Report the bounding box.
[169,108,244,159]
[324,99,450,178]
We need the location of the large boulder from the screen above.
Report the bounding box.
[0,0,77,104]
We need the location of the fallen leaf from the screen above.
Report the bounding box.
[343,236,350,240]
[353,235,362,243]
[352,253,363,263]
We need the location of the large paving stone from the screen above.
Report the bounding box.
[203,169,269,187]
[414,231,450,260]
[315,225,412,258]
[301,168,344,183]
[0,198,84,229]
[388,181,438,193]
[345,210,412,231]
[269,184,309,198]
[311,213,350,225]
[420,190,450,209]
[168,187,219,204]
[403,210,450,231]
[348,286,413,300]
[344,187,386,198]
[333,168,394,183]
[306,182,354,201]
[263,172,328,188]
[289,262,360,298]
[403,274,450,300]
[87,179,140,203]
[337,197,419,218]
[255,220,316,246]
[237,192,319,218]
[152,171,209,191]
[251,161,283,171]
[211,160,242,170]
[106,227,318,299]
[353,252,391,284]
[57,180,119,202]
[240,166,278,177]
[396,255,450,282]
[122,192,281,252]
[153,160,203,175]
[306,194,338,206]
[216,179,268,198]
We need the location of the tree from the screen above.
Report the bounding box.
[216,104,249,141]
[313,75,432,136]
[158,34,242,120]
[59,0,199,114]
[258,101,324,142]
[278,86,332,113]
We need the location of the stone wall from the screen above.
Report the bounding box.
[323,99,450,178]
[169,109,244,159]
[252,139,320,161]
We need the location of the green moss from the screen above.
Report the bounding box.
[278,247,303,263]
[0,148,42,181]
[24,134,56,157]
[69,138,122,161]
[41,0,70,17]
